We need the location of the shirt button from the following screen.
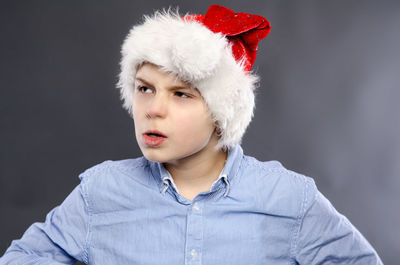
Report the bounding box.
[190,249,197,259]
[192,202,200,211]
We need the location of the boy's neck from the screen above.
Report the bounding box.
[163,138,228,201]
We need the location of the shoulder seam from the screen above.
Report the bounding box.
[79,175,92,264]
[290,177,317,262]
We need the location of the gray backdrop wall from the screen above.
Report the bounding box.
[1,0,398,264]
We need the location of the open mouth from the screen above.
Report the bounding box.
[143,130,167,146]
[146,133,165,138]
[143,130,167,138]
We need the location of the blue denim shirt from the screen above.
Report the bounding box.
[0,145,382,265]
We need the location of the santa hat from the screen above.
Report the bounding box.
[117,5,271,150]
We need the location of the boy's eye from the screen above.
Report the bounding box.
[138,86,152,93]
[175,91,190,98]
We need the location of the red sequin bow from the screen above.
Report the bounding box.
[184,5,271,72]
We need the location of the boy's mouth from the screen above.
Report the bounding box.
[143,130,167,147]
[143,130,167,138]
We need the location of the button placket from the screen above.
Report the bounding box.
[185,201,203,265]
[192,202,200,211]
[190,249,197,259]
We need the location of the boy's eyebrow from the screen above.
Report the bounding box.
[135,77,155,89]
[135,77,195,92]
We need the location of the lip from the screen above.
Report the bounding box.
[142,129,167,147]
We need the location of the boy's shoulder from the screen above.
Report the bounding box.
[242,154,316,187]
[240,154,318,214]
[75,157,155,212]
[79,157,148,178]
[77,156,153,189]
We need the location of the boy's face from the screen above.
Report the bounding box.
[132,62,218,165]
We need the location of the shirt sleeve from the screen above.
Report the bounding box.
[294,181,383,265]
[0,175,90,265]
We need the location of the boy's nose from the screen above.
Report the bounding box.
[146,93,167,119]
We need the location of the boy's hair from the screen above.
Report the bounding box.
[117,5,270,151]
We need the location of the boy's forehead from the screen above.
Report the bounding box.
[135,62,199,92]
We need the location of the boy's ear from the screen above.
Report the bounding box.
[215,126,222,136]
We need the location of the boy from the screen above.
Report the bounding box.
[0,5,382,265]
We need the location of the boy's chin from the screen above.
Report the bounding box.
[140,149,168,163]
[143,155,165,163]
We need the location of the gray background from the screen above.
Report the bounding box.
[0,0,398,264]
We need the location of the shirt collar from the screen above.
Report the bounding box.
[148,144,243,198]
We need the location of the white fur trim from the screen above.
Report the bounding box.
[117,8,259,151]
